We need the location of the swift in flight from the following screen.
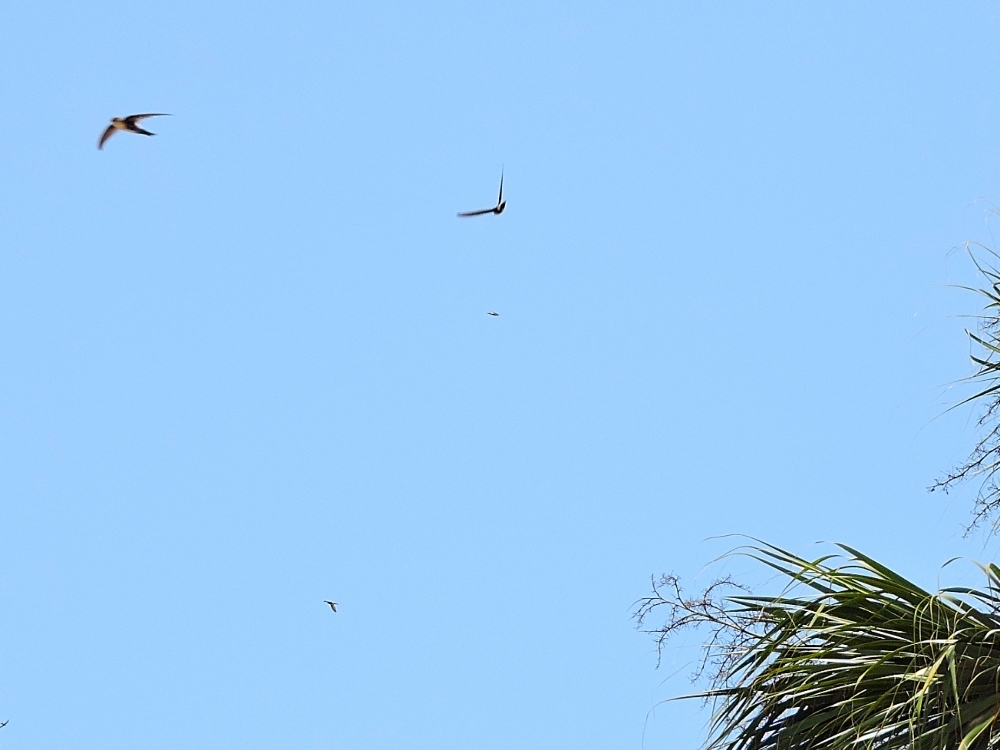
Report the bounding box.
[98,113,171,150]
[324,600,338,612]
[487,311,499,317]
[458,170,506,217]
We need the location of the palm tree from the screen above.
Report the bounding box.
[636,251,1000,749]
[636,542,1000,750]
[932,246,1000,531]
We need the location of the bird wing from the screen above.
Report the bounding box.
[125,113,170,125]
[457,208,495,217]
[497,169,504,206]
[98,125,116,149]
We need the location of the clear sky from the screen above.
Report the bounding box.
[3,2,1000,749]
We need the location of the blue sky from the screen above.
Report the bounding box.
[3,2,1000,749]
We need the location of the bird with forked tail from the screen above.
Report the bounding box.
[98,113,171,150]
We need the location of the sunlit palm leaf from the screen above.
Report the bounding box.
[635,543,1000,750]
[932,245,1000,529]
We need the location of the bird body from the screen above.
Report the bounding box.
[324,600,338,612]
[458,169,506,217]
[488,311,499,316]
[99,113,170,149]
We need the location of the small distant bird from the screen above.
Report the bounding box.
[487,311,499,317]
[458,169,506,217]
[98,113,171,150]
[324,600,338,612]
[0,720,8,729]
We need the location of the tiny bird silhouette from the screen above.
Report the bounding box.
[98,113,171,150]
[0,720,8,729]
[324,600,338,612]
[458,169,506,217]
[487,311,499,316]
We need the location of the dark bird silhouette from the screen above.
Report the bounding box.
[487,311,499,316]
[0,720,8,729]
[98,113,171,150]
[324,600,338,612]
[458,169,506,217]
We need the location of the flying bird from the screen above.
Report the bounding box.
[98,113,171,150]
[458,169,506,217]
[324,600,338,612]
[487,311,499,316]
[0,720,8,729]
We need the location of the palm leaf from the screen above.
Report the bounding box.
[931,245,1000,530]
[635,543,1000,750]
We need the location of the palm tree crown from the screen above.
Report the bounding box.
[636,542,1000,750]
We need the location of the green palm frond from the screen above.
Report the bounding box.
[931,244,1000,530]
[635,543,1000,750]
